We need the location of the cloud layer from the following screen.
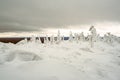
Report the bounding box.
[0,0,120,32]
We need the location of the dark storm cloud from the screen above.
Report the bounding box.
[0,0,120,32]
[0,22,40,32]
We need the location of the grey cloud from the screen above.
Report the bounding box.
[0,22,41,32]
[0,0,120,32]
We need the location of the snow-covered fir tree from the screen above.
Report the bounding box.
[69,31,73,42]
[30,35,36,42]
[80,32,85,41]
[57,30,61,43]
[74,33,79,43]
[50,35,54,44]
[44,35,49,44]
[89,26,97,47]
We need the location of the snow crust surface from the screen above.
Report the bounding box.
[0,41,120,80]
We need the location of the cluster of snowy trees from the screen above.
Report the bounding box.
[20,26,120,47]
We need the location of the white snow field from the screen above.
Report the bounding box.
[0,39,120,80]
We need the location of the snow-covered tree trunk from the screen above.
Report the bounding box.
[104,33,113,45]
[80,32,85,42]
[103,34,108,42]
[44,35,49,44]
[87,35,93,48]
[50,35,54,44]
[57,30,61,43]
[107,33,113,45]
[74,33,79,43]
[39,37,42,43]
[69,31,73,42]
[96,34,102,42]
[24,38,28,43]
[36,37,41,43]
[30,35,36,42]
[62,35,64,41]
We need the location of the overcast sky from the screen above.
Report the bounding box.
[0,0,120,35]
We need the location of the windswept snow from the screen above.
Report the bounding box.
[0,40,120,80]
[5,50,41,62]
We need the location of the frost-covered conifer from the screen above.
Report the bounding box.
[24,38,28,43]
[103,33,113,44]
[36,36,41,43]
[50,35,54,44]
[89,26,97,42]
[44,35,49,44]
[111,35,119,43]
[87,34,93,47]
[74,33,79,43]
[62,35,64,41]
[89,26,97,47]
[57,30,61,43]
[30,35,36,42]
[69,31,73,42]
[80,32,85,41]
[104,34,108,42]
[96,34,102,41]
[107,33,112,44]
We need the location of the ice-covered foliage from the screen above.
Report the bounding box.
[16,27,119,47]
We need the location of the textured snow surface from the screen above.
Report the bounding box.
[0,41,120,80]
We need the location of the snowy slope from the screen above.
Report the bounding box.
[0,41,120,80]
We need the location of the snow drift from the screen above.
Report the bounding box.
[5,50,42,62]
[0,40,120,80]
